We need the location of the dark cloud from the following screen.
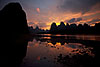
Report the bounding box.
[28,22,34,25]
[77,18,82,22]
[38,22,49,28]
[28,22,37,28]
[58,0,100,14]
[68,18,75,23]
[68,18,82,23]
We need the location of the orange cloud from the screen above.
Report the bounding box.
[36,8,40,13]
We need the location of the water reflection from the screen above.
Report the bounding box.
[21,34,100,67]
[1,35,29,67]
[38,34,100,41]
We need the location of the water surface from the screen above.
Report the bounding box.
[21,34,100,67]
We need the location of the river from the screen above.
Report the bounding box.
[20,34,100,67]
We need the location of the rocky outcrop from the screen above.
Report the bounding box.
[0,2,29,36]
[50,22,58,32]
[58,22,66,31]
[0,2,29,66]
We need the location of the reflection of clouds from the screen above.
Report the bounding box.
[46,41,94,57]
[66,43,83,49]
[26,36,95,67]
[28,39,39,47]
[75,35,100,41]
[39,34,100,41]
[28,35,96,57]
[37,56,40,60]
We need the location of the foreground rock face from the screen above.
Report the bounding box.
[0,2,29,36]
[0,3,29,66]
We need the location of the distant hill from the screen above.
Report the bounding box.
[50,22,100,34]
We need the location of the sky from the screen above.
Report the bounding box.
[0,0,100,29]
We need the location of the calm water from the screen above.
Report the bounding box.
[20,34,100,67]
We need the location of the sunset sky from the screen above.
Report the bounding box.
[0,0,100,29]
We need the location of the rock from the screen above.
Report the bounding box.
[0,2,29,37]
[50,22,57,32]
[58,22,66,31]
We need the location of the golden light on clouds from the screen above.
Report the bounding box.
[27,3,100,30]
[1,0,100,30]
[28,11,100,29]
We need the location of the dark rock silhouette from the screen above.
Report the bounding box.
[0,2,29,37]
[94,23,100,34]
[58,22,66,32]
[77,24,83,33]
[50,22,58,33]
[0,2,29,67]
[58,22,66,30]
[66,23,70,28]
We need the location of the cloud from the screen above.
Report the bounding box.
[28,22,38,28]
[67,18,82,23]
[28,22,34,25]
[68,18,75,23]
[87,19,100,24]
[36,8,40,13]
[77,18,82,22]
[38,22,50,28]
[58,0,100,14]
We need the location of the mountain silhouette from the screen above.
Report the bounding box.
[50,22,100,34]
[58,22,66,31]
[50,22,58,33]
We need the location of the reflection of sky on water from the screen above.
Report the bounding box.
[39,34,100,41]
[21,36,95,67]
